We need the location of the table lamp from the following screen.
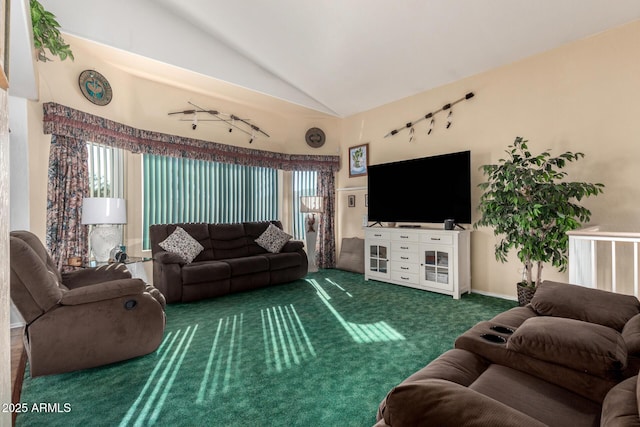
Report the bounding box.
[300,196,324,272]
[82,197,127,263]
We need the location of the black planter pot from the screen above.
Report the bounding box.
[516,283,536,306]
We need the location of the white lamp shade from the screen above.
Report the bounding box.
[82,198,127,225]
[300,196,324,213]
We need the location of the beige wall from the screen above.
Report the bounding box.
[24,21,640,299]
[26,34,342,243]
[337,20,640,298]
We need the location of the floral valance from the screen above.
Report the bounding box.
[42,102,341,172]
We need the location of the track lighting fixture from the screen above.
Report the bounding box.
[168,101,270,143]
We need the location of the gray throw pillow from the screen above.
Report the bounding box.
[255,224,292,253]
[158,226,204,263]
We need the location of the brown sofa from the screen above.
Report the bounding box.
[149,221,308,303]
[376,281,640,426]
[10,230,166,377]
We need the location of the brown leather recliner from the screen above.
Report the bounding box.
[10,230,166,377]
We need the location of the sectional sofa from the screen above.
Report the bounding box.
[376,281,640,426]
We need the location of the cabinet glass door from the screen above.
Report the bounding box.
[424,249,449,284]
[369,244,388,274]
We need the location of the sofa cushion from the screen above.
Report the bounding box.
[264,252,303,271]
[181,261,231,285]
[623,314,640,356]
[209,223,251,259]
[600,375,640,426]
[468,364,602,427]
[530,281,640,331]
[507,316,627,378]
[225,256,269,275]
[383,378,546,427]
[255,223,292,253]
[159,226,204,263]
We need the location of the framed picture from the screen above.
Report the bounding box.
[348,195,356,207]
[349,143,369,177]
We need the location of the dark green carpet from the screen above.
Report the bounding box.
[17,270,515,427]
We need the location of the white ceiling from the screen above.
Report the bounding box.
[40,0,640,117]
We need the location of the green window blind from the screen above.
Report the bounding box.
[292,170,318,240]
[143,155,279,249]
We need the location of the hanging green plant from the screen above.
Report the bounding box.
[30,0,74,61]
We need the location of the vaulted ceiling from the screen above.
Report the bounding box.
[40,0,640,117]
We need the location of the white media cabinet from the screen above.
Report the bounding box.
[364,226,471,299]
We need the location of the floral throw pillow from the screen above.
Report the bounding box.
[255,224,292,253]
[158,226,204,263]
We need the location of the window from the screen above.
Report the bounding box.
[87,142,125,198]
[291,170,318,240]
[142,154,279,249]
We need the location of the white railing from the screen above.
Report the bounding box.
[568,226,640,297]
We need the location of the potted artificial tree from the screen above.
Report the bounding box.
[475,137,604,305]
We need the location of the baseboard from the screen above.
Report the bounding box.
[471,289,517,301]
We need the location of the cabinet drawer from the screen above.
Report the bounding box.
[391,241,418,253]
[421,234,453,245]
[392,262,419,275]
[392,232,419,242]
[366,230,390,240]
[391,251,419,264]
[391,270,419,284]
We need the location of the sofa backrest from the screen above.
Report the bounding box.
[531,281,640,331]
[10,231,64,324]
[149,221,284,261]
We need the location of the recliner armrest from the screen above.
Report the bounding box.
[381,379,546,427]
[60,279,145,305]
[154,251,186,265]
[62,264,132,289]
[281,240,304,252]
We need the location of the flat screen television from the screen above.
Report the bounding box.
[367,150,471,225]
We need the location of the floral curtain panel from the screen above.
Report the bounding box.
[43,103,340,267]
[46,135,89,270]
[316,170,336,268]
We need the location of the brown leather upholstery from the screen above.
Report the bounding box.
[10,230,166,377]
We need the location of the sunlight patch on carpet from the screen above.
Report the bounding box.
[261,304,317,372]
[119,325,198,427]
[306,278,405,343]
[197,314,244,402]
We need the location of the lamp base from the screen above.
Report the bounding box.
[306,229,318,273]
[90,225,122,263]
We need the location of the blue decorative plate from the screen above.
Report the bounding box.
[78,70,113,106]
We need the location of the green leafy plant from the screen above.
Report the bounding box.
[475,136,604,289]
[30,0,74,61]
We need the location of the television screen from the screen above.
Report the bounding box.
[367,150,471,225]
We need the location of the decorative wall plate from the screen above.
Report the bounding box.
[305,127,326,148]
[78,70,113,106]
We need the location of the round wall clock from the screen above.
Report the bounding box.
[78,70,113,106]
[305,127,326,148]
